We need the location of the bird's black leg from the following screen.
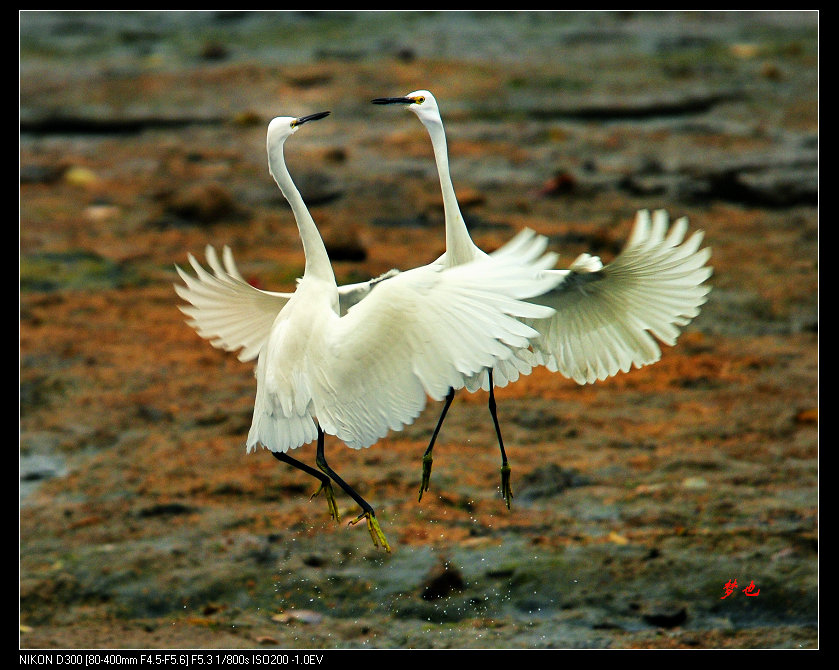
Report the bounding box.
[315,427,391,552]
[271,449,339,522]
[487,371,513,510]
[418,387,456,501]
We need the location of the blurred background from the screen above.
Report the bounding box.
[20,11,817,649]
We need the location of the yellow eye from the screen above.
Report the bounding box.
[414,96,425,105]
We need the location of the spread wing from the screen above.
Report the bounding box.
[175,246,292,362]
[175,246,400,361]
[527,210,712,385]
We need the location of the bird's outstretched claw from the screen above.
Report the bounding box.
[349,511,392,553]
[310,480,340,523]
[500,464,514,510]
[418,453,434,502]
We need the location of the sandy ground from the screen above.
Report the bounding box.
[20,11,818,649]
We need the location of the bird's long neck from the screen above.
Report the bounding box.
[424,116,479,266]
[268,140,336,285]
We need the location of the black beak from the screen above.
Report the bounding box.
[295,111,331,125]
[371,97,415,105]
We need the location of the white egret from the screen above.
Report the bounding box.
[372,90,713,508]
[176,110,565,551]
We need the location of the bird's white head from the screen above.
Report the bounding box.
[267,111,331,146]
[371,90,441,126]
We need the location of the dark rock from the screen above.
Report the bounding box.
[20,113,224,136]
[302,554,327,568]
[512,409,561,430]
[421,562,465,601]
[200,41,229,61]
[163,182,240,225]
[517,463,590,501]
[20,164,64,184]
[643,605,688,628]
[324,227,367,262]
[293,172,343,206]
[137,503,195,518]
[679,149,818,208]
[526,90,741,121]
[684,166,817,208]
[20,454,64,483]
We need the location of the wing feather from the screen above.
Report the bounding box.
[181,231,565,453]
[311,248,562,449]
[527,210,712,385]
[174,246,292,362]
[175,247,402,362]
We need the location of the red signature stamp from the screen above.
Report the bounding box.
[720,579,760,599]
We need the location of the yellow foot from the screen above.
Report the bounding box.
[500,464,514,511]
[349,511,392,553]
[418,453,433,502]
[310,480,340,523]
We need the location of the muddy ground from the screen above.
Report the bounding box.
[20,11,818,649]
